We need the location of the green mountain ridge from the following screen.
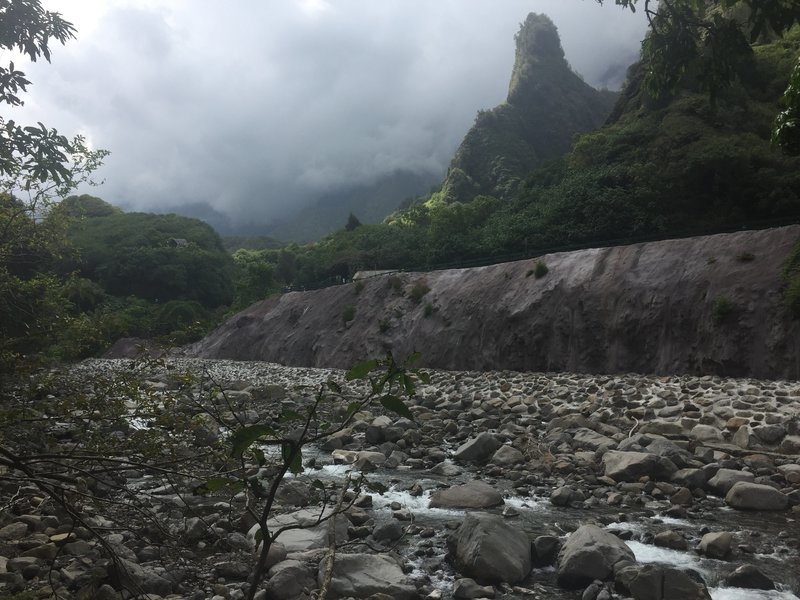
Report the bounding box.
[432,13,618,205]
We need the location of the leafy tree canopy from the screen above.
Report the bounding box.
[598,0,800,153]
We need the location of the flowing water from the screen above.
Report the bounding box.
[301,455,800,600]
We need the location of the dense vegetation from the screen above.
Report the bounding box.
[237,26,800,291]
[3,1,800,370]
[431,14,617,205]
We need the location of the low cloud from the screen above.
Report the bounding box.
[11,0,648,226]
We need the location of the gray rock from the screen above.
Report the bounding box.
[653,530,688,551]
[614,564,711,599]
[110,558,173,596]
[447,512,532,584]
[557,525,635,588]
[429,481,504,509]
[752,424,786,445]
[454,433,501,462]
[723,564,775,590]
[372,520,404,544]
[0,522,28,540]
[317,553,417,600]
[573,428,617,452]
[490,444,525,466]
[602,451,677,482]
[707,469,754,496]
[265,559,315,600]
[551,486,583,507]
[725,481,789,511]
[698,532,733,559]
[262,509,349,552]
[453,577,495,599]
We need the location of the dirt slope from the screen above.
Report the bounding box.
[189,226,800,379]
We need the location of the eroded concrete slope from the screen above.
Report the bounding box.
[190,226,800,379]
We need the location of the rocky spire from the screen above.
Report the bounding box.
[507,14,568,104]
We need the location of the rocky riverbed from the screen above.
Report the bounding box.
[1,358,798,600]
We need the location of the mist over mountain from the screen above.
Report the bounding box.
[432,13,618,205]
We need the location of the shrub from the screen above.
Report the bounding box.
[342,304,356,324]
[410,280,430,304]
[379,318,390,333]
[354,280,365,295]
[526,269,534,277]
[783,240,800,319]
[387,276,403,294]
[423,302,434,317]
[736,251,756,262]
[712,295,734,323]
[534,260,549,279]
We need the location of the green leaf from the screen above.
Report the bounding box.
[346,401,361,417]
[415,369,431,385]
[406,351,421,366]
[345,359,378,381]
[311,479,325,490]
[194,476,235,495]
[252,447,266,467]
[401,373,415,396]
[230,424,276,458]
[327,380,342,394]
[282,442,303,474]
[279,408,304,422]
[380,394,414,421]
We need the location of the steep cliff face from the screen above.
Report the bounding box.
[189,226,800,380]
[434,13,617,204]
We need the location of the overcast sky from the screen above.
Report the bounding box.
[8,0,648,227]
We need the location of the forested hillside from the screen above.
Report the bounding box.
[432,13,617,205]
[243,20,800,291]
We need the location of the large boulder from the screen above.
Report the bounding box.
[429,481,504,509]
[615,564,711,600]
[725,481,789,510]
[318,553,417,600]
[265,560,316,600]
[454,433,501,462]
[260,508,349,552]
[557,524,634,588]
[707,469,754,496]
[602,451,677,482]
[723,564,776,590]
[698,532,732,559]
[447,512,532,584]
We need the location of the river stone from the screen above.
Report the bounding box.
[752,424,786,445]
[454,433,501,462]
[573,428,616,451]
[109,558,173,596]
[725,481,789,510]
[261,509,349,552]
[447,512,532,584]
[779,436,800,454]
[723,564,775,590]
[490,444,525,466]
[0,523,28,540]
[453,577,496,599]
[317,553,417,600]
[265,559,315,600]
[654,530,688,551]
[614,564,711,600]
[698,532,732,558]
[557,525,635,588]
[602,451,677,482]
[429,481,504,509]
[690,424,723,443]
[707,469,754,496]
